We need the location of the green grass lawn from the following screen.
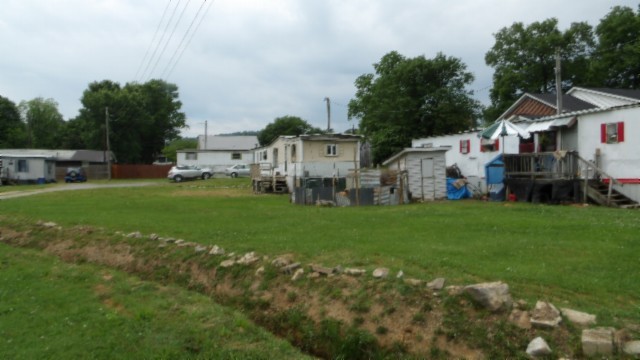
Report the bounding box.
[2,179,639,325]
[0,243,311,359]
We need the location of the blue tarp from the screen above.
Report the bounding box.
[446,178,472,200]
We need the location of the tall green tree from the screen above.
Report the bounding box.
[589,6,640,88]
[18,97,65,148]
[0,95,27,148]
[162,137,197,163]
[257,116,323,146]
[348,51,480,164]
[75,79,187,163]
[484,19,595,121]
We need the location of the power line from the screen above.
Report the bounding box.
[139,0,182,81]
[165,0,215,80]
[134,0,172,81]
[161,0,210,79]
[146,0,193,81]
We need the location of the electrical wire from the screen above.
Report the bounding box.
[134,0,172,81]
[146,0,194,81]
[160,0,211,79]
[164,0,215,80]
[139,0,182,81]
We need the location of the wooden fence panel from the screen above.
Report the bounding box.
[111,164,173,179]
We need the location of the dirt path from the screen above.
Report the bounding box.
[0,182,156,200]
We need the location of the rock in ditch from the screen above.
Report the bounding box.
[531,301,562,329]
[463,281,512,312]
[209,245,225,256]
[291,268,304,281]
[560,308,596,327]
[582,327,615,357]
[372,268,389,279]
[526,336,552,357]
[427,278,446,290]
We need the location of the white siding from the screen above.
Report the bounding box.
[177,150,252,173]
[576,106,640,202]
[412,132,519,192]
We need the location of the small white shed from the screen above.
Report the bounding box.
[382,147,450,201]
[0,154,56,184]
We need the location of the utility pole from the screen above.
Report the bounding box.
[555,48,563,115]
[105,107,112,180]
[324,97,331,132]
[204,120,208,149]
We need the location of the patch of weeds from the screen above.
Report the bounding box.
[287,291,298,303]
[387,341,409,358]
[349,290,372,314]
[187,282,206,293]
[352,316,365,326]
[412,312,426,325]
[382,305,396,316]
[375,326,388,335]
[338,327,380,360]
[482,320,529,359]
[420,302,433,313]
[429,345,451,360]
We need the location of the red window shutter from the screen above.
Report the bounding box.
[467,140,470,153]
[494,139,500,151]
[601,123,607,143]
[618,122,625,142]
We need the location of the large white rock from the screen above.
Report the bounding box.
[372,268,389,279]
[463,281,512,312]
[526,337,552,357]
[624,340,640,356]
[427,278,446,290]
[531,301,562,328]
[582,327,614,357]
[560,308,596,327]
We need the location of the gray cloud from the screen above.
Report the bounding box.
[0,0,635,138]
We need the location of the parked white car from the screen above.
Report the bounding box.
[225,164,251,178]
[167,165,212,182]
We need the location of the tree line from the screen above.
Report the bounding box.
[349,5,640,163]
[1,5,638,165]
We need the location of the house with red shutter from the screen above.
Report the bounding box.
[411,88,640,206]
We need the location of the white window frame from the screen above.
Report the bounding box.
[606,123,619,144]
[325,144,338,157]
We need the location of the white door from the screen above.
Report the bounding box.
[421,158,435,200]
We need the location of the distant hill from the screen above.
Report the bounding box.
[218,131,259,136]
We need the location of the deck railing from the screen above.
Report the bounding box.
[503,151,622,205]
[503,151,579,180]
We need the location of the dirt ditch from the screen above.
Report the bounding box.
[0,219,607,359]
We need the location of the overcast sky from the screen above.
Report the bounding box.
[1,1,636,138]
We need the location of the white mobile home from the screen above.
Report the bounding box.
[177,135,258,174]
[253,134,361,192]
[0,154,56,185]
[411,131,515,193]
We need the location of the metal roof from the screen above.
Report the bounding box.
[197,135,259,151]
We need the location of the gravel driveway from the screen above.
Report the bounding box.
[0,182,156,200]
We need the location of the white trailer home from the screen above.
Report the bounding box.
[513,103,640,204]
[253,134,361,193]
[411,130,517,193]
[177,135,258,174]
[0,154,56,185]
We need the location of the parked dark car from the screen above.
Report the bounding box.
[65,167,87,183]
